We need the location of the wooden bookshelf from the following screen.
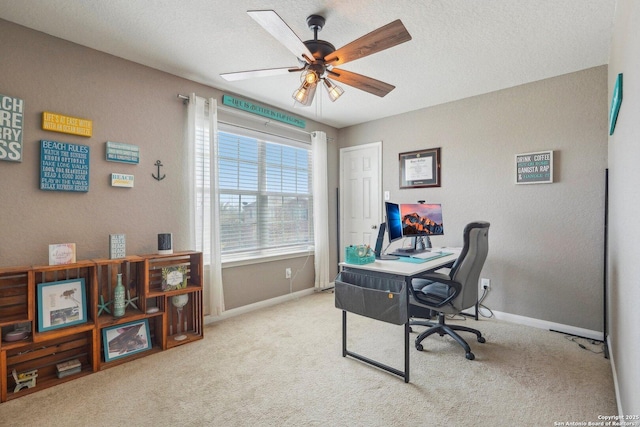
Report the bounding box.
[0,251,203,402]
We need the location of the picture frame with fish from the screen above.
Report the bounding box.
[37,278,87,332]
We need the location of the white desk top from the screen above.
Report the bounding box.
[340,248,460,277]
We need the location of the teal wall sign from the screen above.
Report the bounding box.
[609,73,623,136]
[222,95,306,128]
[106,141,140,164]
[40,140,90,192]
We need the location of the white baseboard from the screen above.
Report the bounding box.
[204,287,316,324]
[492,310,604,341]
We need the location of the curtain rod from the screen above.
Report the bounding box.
[177,94,315,138]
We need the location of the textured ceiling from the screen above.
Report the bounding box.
[0,0,616,129]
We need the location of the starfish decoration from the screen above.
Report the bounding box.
[97,295,112,316]
[124,289,139,310]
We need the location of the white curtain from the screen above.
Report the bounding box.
[312,131,331,290]
[188,94,225,316]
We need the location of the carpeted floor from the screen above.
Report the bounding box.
[0,291,617,426]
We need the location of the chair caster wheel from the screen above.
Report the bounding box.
[466,352,475,360]
[416,343,424,351]
[409,326,413,333]
[478,337,486,343]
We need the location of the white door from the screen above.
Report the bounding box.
[339,142,382,261]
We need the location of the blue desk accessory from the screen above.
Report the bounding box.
[395,252,452,263]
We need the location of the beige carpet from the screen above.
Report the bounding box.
[0,291,616,426]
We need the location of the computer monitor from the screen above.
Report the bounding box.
[398,203,444,253]
[372,202,403,260]
[384,202,403,243]
[400,203,444,236]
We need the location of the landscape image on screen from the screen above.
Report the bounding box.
[400,203,444,236]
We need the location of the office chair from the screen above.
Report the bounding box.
[409,221,490,360]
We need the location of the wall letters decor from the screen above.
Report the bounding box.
[0,93,24,162]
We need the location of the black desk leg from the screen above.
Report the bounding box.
[342,310,347,357]
[404,321,410,383]
[342,309,409,382]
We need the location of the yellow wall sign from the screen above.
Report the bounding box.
[42,112,93,137]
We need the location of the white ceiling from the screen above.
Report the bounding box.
[0,0,616,129]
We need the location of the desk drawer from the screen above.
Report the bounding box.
[335,271,407,325]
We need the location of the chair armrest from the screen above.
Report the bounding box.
[410,276,462,308]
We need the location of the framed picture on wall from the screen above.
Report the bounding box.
[399,147,441,188]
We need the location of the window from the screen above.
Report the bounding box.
[196,121,314,261]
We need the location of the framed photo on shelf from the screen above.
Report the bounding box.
[102,319,152,362]
[37,278,87,332]
[399,147,441,188]
[161,265,187,291]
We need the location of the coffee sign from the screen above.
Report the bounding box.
[516,151,553,184]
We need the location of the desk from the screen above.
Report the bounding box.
[337,249,459,383]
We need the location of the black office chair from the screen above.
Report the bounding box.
[409,221,490,360]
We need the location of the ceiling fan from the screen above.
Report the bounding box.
[220,10,412,106]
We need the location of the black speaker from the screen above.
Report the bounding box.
[374,223,386,258]
[158,233,173,255]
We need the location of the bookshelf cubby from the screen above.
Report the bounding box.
[0,251,203,402]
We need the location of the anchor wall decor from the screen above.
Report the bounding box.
[152,160,166,181]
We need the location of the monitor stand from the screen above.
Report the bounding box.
[395,236,432,255]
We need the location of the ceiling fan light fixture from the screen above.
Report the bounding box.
[303,70,318,84]
[324,78,344,102]
[293,80,317,106]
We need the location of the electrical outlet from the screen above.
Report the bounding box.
[481,278,491,290]
[285,268,292,279]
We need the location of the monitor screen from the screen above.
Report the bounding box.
[400,203,444,236]
[384,202,403,242]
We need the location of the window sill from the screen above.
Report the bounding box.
[221,248,314,268]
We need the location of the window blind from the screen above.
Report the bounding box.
[198,122,314,259]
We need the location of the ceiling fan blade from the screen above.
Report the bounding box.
[248,10,315,63]
[324,19,412,66]
[328,68,395,97]
[220,67,302,81]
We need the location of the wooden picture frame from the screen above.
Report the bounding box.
[102,319,152,362]
[37,278,87,332]
[399,147,441,188]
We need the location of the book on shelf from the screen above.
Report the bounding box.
[57,366,82,378]
[109,234,126,259]
[56,359,81,373]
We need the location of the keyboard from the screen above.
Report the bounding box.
[411,251,443,259]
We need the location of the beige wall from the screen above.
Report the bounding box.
[607,0,640,416]
[338,66,608,332]
[0,19,339,309]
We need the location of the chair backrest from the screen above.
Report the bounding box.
[448,221,490,311]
